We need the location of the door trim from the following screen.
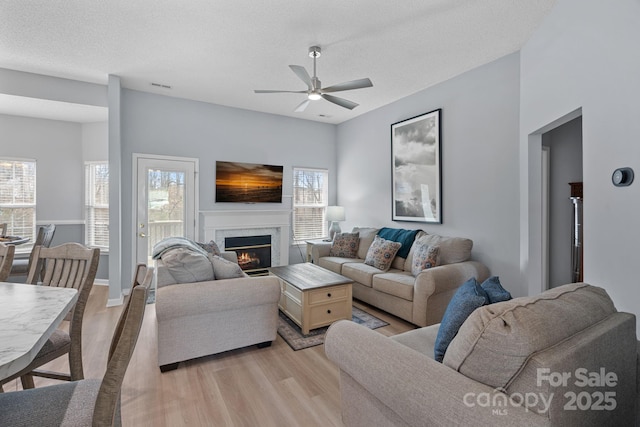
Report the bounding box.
[131,153,199,272]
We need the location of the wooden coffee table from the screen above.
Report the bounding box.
[270,262,352,335]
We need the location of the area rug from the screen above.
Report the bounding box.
[278,307,389,351]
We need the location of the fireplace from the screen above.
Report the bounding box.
[225,235,272,276]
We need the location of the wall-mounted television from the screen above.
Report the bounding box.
[215,161,283,203]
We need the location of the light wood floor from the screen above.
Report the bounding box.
[4,285,416,426]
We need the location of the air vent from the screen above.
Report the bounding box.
[150,82,172,89]
[318,114,332,118]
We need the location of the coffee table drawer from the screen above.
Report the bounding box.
[308,300,351,329]
[307,284,349,305]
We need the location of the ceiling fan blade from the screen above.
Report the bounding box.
[294,99,310,112]
[254,89,307,93]
[321,78,373,93]
[289,65,312,88]
[321,94,359,110]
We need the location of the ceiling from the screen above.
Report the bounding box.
[0,0,556,125]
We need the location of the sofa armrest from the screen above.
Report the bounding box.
[412,260,490,326]
[310,241,333,262]
[156,276,281,321]
[325,320,546,427]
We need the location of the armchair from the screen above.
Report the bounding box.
[325,283,638,426]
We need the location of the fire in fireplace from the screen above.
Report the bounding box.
[224,235,272,276]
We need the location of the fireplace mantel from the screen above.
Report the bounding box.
[200,210,291,266]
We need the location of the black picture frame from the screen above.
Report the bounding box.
[391,109,442,223]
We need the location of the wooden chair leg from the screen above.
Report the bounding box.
[20,374,35,389]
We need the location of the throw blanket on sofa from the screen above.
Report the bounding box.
[152,236,209,259]
[377,228,420,259]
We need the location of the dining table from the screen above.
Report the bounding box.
[0,282,78,381]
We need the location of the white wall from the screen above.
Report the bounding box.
[337,53,522,292]
[119,89,337,285]
[520,0,640,326]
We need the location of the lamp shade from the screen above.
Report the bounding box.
[326,206,345,222]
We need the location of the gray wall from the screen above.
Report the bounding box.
[119,89,337,286]
[542,117,582,288]
[520,0,640,327]
[336,53,522,291]
[1,114,84,221]
[1,113,110,280]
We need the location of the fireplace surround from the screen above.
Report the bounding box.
[201,210,291,268]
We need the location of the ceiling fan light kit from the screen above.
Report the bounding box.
[255,46,373,112]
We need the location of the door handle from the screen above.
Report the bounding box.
[139,232,146,238]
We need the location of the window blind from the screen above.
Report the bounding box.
[292,168,328,241]
[85,162,109,249]
[0,159,36,243]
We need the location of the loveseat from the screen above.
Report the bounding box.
[325,283,639,426]
[311,227,490,327]
[153,239,281,372]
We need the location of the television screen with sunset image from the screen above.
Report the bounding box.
[215,161,283,203]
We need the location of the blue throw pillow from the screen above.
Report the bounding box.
[480,276,512,303]
[434,278,488,362]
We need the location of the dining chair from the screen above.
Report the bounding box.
[0,243,16,282]
[0,264,153,427]
[1,242,100,390]
[9,224,56,279]
[0,223,7,236]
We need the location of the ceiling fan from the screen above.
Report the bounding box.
[254,46,373,112]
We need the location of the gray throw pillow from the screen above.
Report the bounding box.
[210,255,246,279]
[196,240,222,256]
[161,247,214,283]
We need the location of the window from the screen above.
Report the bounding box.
[85,162,109,249]
[292,167,328,242]
[0,158,36,245]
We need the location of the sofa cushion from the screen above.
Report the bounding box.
[411,243,440,277]
[329,232,360,258]
[434,278,488,362]
[443,283,617,389]
[364,235,402,271]
[352,227,380,260]
[480,276,512,303]
[318,257,363,274]
[372,271,415,301]
[210,255,246,279]
[341,262,383,287]
[377,227,420,259]
[391,323,440,358]
[161,247,214,283]
[413,234,472,265]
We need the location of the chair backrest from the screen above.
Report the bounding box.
[25,224,57,279]
[93,264,153,426]
[27,242,100,380]
[0,243,15,281]
[0,223,7,236]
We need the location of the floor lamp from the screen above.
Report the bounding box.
[326,206,345,241]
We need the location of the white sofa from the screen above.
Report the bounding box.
[154,251,281,372]
[311,227,490,327]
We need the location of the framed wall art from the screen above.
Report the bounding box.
[391,109,442,223]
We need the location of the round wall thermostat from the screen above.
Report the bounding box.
[612,167,634,187]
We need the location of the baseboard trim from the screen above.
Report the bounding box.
[106,294,124,307]
[93,279,109,286]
